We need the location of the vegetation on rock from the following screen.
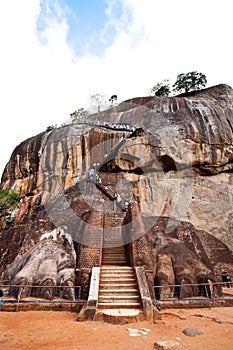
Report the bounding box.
[46,125,56,132]
[109,94,118,105]
[70,107,90,122]
[0,189,19,230]
[150,79,171,96]
[150,72,207,97]
[173,71,207,94]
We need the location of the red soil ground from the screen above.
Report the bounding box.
[0,307,233,350]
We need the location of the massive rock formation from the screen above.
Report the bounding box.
[0,84,233,298]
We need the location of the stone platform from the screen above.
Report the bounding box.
[99,308,144,324]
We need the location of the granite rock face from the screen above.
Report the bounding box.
[0,84,233,296]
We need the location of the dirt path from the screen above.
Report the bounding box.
[0,307,233,350]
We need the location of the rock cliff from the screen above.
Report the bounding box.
[1,84,233,298]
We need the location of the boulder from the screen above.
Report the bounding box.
[182,328,203,337]
[154,340,180,349]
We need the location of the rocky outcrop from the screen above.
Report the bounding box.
[0,84,233,298]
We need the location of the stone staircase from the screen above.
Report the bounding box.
[82,211,155,322]
[102,219,129,266]
[102,244,128,265]
[98,215,141,311]
[98,266,141,310]
[80,167,155,322]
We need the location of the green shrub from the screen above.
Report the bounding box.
[0,189,19,230]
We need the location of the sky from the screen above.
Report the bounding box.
[0,0,233,177]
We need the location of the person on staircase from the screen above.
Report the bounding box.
[116,194,122,205]
[222,270,232,288]
[88,168,94,181]
[116,194,126,212]
[95,173,102,185]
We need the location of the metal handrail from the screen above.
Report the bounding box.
[0,284,81,303]
[153,281,233,301]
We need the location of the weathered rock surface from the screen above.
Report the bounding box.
[4,227,76,300]
[124,207,233,297]
[0,84,233,296]
[1,84,233,247]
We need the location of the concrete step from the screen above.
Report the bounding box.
[102,258,127,263]
[102,252,126,255]
[101,270,133,273]
[102,258,127,262]
[104,256,126,258]
[102,255,126,258]
[103,247,125,250]
[99,283,138,290]
[100,273,136,280]
[99,293,139,299]
[100,276,136,289]
[102,257,127,261]
[101,267,133,271]
[101,262,128,266]
[98,302,141,309]
[102,250,125,253]
[103,245,125,248]
[103,246,125,249]
[100,275,135,280]
[101,273,134,278]
[99,289,139,296]
[102,248,125,252]
[102,262,128,266]
[102,262,127,266]
[103,238,124,241]
[99,296,140,303]
[101,266,133,270]
[103,237,124,241]
[100,276,135,282]
[103,237,124,242]
[102,255,126,262]
[103,242,125,246]
[103,239,125,241]
[102,253,126,256]
[102,251,125,257]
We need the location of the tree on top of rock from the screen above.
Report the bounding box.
[150,79,171,96]
[109,94,118,105]
[173,71,207,94]
[70,107,90,122]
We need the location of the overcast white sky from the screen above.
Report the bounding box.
[0,0,233,177]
